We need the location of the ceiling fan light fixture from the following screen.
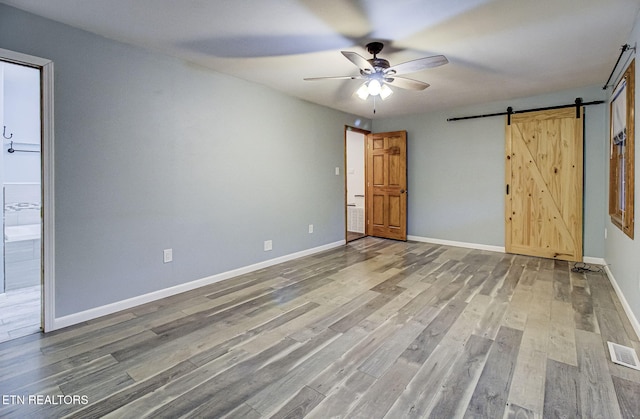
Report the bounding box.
[356,80,392,101]
[306,42,446,106]
[367,79,382,96]
[356,83,370,100]
[380,83,393,100]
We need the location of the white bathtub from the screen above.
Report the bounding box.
[4,224,41,242]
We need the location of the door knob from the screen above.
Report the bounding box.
[400,189,406,193]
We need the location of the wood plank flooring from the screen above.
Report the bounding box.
[0,238,639,418]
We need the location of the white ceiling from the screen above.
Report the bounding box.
[2,0,640,118]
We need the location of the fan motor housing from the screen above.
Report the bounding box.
[364,41,389,72]
[368,58,389,70]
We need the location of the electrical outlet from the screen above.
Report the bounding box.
[264,240,272,251]
[163,248,173,263]
[605,228,608,239]
[309,224,314,234]
[335,167,340,175]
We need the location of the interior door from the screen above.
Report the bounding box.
[366,130,407,241]
[505,107,583,262]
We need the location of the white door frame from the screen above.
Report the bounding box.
[0,48,55,332]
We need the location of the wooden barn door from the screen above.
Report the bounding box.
[366,131,407,241]
[505,108,583,262]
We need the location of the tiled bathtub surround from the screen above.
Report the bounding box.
[4,238,40,290]
[3,183,41,291]
[4,183,41,227]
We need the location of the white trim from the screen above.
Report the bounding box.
[583,256,607,265]
[0,48,50,67]
[407,235,505,253]
[0,48,55,333]
[42,61,55,333]
[603,264,640,340]
[51,240,346,330]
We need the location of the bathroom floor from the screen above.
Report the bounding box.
[347,230,366,242]
[0,284,41,343]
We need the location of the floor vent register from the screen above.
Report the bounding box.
[608,341,640,370]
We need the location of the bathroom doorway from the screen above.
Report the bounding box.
[345,127,368,242]
[0,58,44,342]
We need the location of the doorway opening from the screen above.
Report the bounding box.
[0,48,54,341]
[345,127,369,242]
[0,60,41,342]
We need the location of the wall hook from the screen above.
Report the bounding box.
[3,126,13,140]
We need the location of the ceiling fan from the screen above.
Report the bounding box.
[304,42,448,101]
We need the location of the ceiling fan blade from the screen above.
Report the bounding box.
[304,75,363,81]
[385,55,448,75]
[341,51,375,73]
[386,76,430,91]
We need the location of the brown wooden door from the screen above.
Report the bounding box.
[505,108,583,262]
[366,131,407,241]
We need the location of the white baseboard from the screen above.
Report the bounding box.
[603,265,640,340]
[51,240,346,331]
[407,235,506,253]
[583,256,607,265]
[407,235,605,266]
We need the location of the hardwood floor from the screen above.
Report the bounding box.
[0,238,638,418]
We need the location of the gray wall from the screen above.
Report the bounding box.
[605,13,640,327]
[0,4,370,317]
[3,3,632,326]
[373,85,607,259]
